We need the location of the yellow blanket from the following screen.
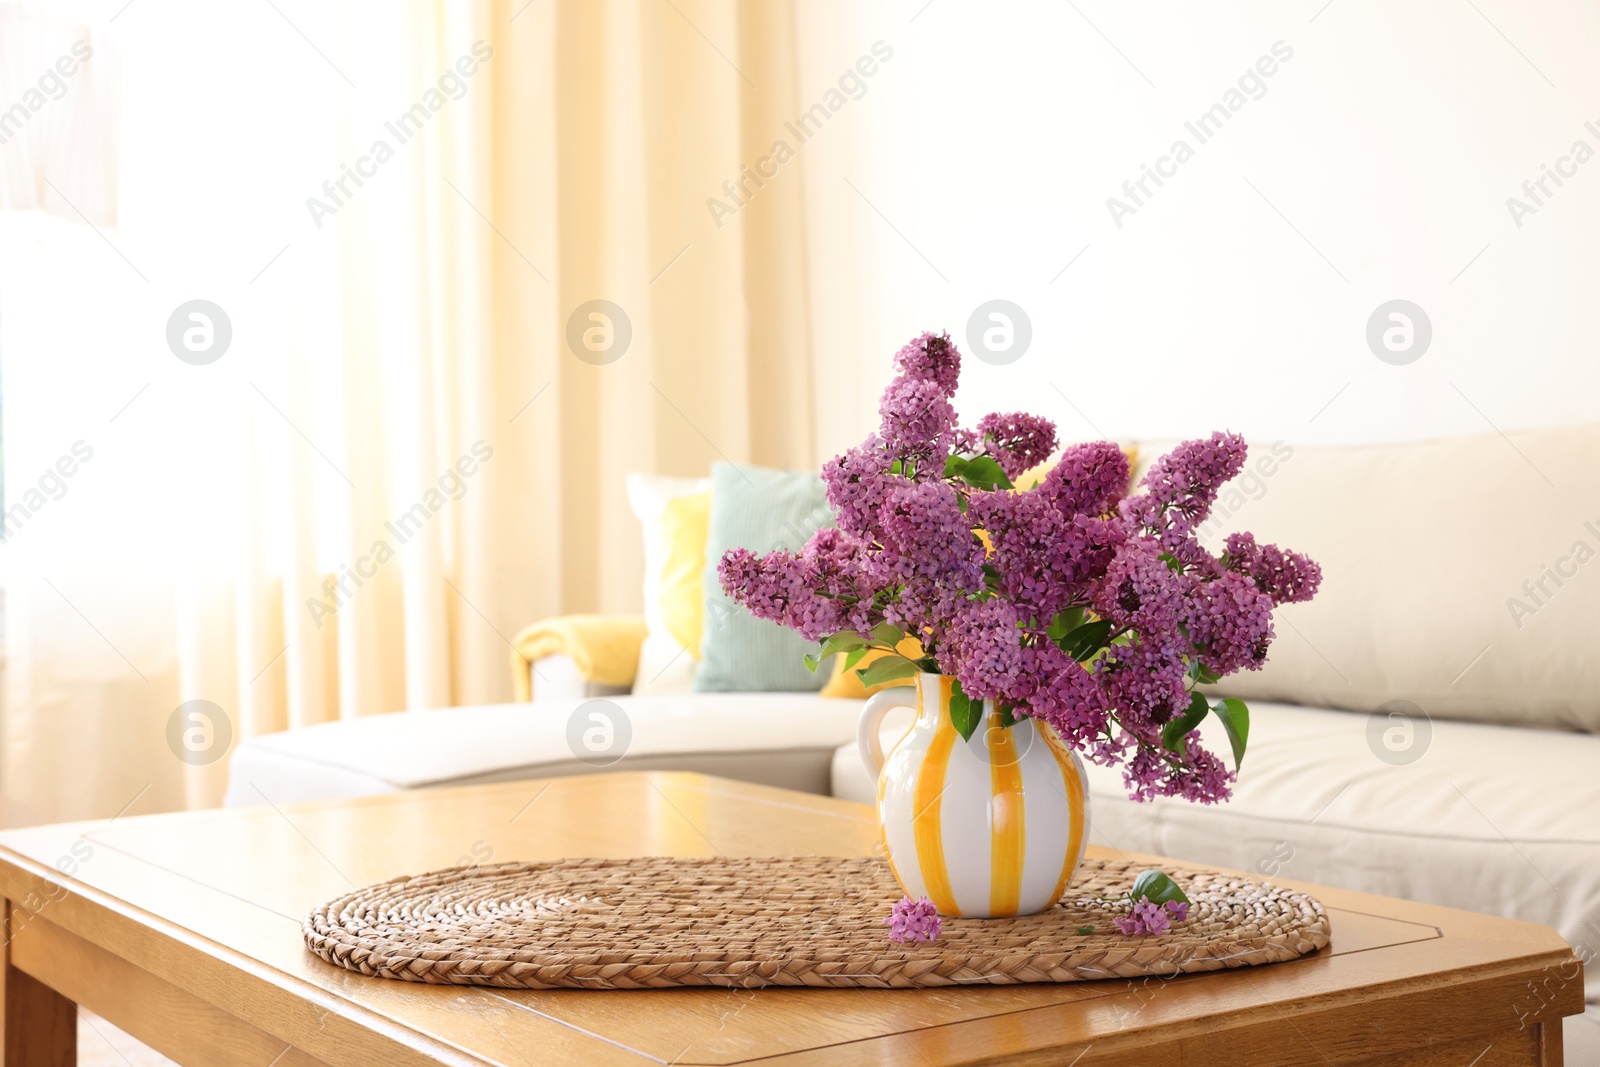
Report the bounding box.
[510,615,648,701]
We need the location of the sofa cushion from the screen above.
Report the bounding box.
[226,694,865,807]
[626,473,711,696]
[1134,428,1600,732]
[694,461,834,693]
[832,699,1600,1005]
[659,489,712,654]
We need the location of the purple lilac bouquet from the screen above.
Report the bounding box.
[718,332,1321,804]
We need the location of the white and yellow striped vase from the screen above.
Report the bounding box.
[858,672,1091,918]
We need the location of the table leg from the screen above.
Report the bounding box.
[1536,1018,1563,1067]
[2,900,76,1067]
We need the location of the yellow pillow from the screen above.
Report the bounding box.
[659,490,711,657]
[821,637,926,699]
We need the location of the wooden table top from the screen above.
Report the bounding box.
[0,771,1584,1067]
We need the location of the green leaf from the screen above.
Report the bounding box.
[1057,618,1112,662]
[816,631,867,659]
[870,622,905,647]
[1047,607,1086,642]
[889,459,904,475]
[1187,659,1220,686]
[1077,925,1096,936]
[1211,698,1250,770]
[951,455,1014,491]
[1157,551,1184,573]
[803,653,819,672]
[943,454,966,479]
[949,679,981,742]
[807,631,869,673]
[842,646,869,672]
[980,563,1003,593]
[1161,691,1211,752]
[855,656,921,689]
[998,703,1020,728]
[1131,869,1190,905]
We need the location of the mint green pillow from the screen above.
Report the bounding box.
[694,462,834,692]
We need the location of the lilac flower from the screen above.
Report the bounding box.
[871,480,984,593]
[1022,647,1111,750]
[885,575,965,645]
[716,534,873,642]
[1223,532,1323,605]
[1185,570,1275,674]
[893,331,961,396]
[1038,440,1130,517]
[1095,638,1191,739]
[974,412,1058,481]
[943,597,1026,704]
[886,895,942,942]
[1120,733,1235,805]
[1091,540,1193,634]
[799,529,877,635]
[1121,431,1247,551]
[717,547,791,626]
[1113,899,1172,937]
[821,434,896,540]
[1114,898,1190,936]
[879,374,957,459]
[969,492,1124,621]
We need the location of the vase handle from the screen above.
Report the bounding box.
[857,686,919,780]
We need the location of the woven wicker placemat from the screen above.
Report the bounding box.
[304,856,1330,989]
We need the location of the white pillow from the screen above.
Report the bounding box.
[624,473,710,696]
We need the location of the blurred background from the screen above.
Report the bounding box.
[1,0,1595,826]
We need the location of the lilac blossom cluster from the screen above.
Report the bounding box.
[885,895,942,943]
[1113,898,1189,937]
[717,331,1321,804]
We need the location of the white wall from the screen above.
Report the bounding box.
[809,0,1600,457]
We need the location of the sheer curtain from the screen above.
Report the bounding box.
[0,0,872,825]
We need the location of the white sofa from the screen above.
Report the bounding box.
[225,693,862,803]
[226,425,1600,1059]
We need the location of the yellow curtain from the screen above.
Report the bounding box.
[522,0,822,615]
[0,0,857,825]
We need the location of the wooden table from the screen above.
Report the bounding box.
[0,771,1584,1067]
